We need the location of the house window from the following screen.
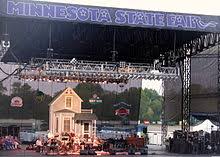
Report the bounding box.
[55,117,59,133]
[66,97,72,108]
[64,118,70,132]
[84,123,89,133]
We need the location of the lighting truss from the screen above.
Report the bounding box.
[17,58,179,83]
[217,42,220,128]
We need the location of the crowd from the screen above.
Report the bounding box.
[27,132,104,155]
[24,132,146,155]
[0,131,146,155]
[0,136,20,150]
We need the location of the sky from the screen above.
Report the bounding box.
[35,0,220,16]
[142,79,163,95]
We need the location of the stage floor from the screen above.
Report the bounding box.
[0,145,219,157]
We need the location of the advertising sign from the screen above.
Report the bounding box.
[0,0,219,32]
[11,96,23,107]
[115,107,130,117]
[89,94,102,105]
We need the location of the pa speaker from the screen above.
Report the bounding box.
[80,150,88,155]
[88,150,97,155]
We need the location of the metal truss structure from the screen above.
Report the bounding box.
[17,58,179,83]
[217,37,220,128]
[182,51,191,133]
[176,33,220,134]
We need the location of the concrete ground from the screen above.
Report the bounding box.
[0,145,219,156]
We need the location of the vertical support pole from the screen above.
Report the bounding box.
[94,120,96,137]
[182,48,191,134]
[161,80,168,145]
[217,34,220,128]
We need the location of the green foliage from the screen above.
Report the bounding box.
[75,83,162,122]
[0,82,52,122]
[73,83,142,121]
[0,81,163,124]
[75,83,104,103]
[139,88,162,122]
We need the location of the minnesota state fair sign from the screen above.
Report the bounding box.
[0,0,219,32]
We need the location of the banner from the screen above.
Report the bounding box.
[115,108,130,117]
[11,96,23,107]
[0,0,219,32]
[114,102,131,118]
[89,94,102,105]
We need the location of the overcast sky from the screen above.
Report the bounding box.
[36,0,220,16]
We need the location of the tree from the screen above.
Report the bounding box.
[75,83,104,101]
[139,88,162,122]
[6,82,52,122]
[74,83,142,121]
[11,82,22,94]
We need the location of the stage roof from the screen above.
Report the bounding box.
[0,0,218,62]
[36,0,220,16]
[0,0,219,32]
[0,18,205,63]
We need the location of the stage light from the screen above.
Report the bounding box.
[17,58,179,84]
[0,33,10,61]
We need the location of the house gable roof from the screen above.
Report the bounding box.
[73,113,97,121]
[55,109,75,113]
[48,87,83,106]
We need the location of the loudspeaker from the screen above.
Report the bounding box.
[128,148,135,155]
[140,148,148,155]
[80,150,88,155]
[109,149,116,155]
[88,150,97,155]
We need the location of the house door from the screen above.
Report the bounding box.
[83,123,89,138]
[63,117,71,132]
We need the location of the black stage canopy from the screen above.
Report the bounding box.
[0,0,218,62]
[0,19,206,62]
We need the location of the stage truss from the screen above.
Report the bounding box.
[15,33,220,137]
[182,50,191,133]
[17,58,179,83]
[1,15,220,137]
[218,40,220,128]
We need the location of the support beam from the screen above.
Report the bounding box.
[217,35,220,128]
[18,58,179,84]
[182,50,191,133]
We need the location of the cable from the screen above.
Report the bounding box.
[0,21,32,80]
[0,66,12,76]
[0,68,19,83]
[0,64,28,83]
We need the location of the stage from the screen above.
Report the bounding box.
[1,0,220,155]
